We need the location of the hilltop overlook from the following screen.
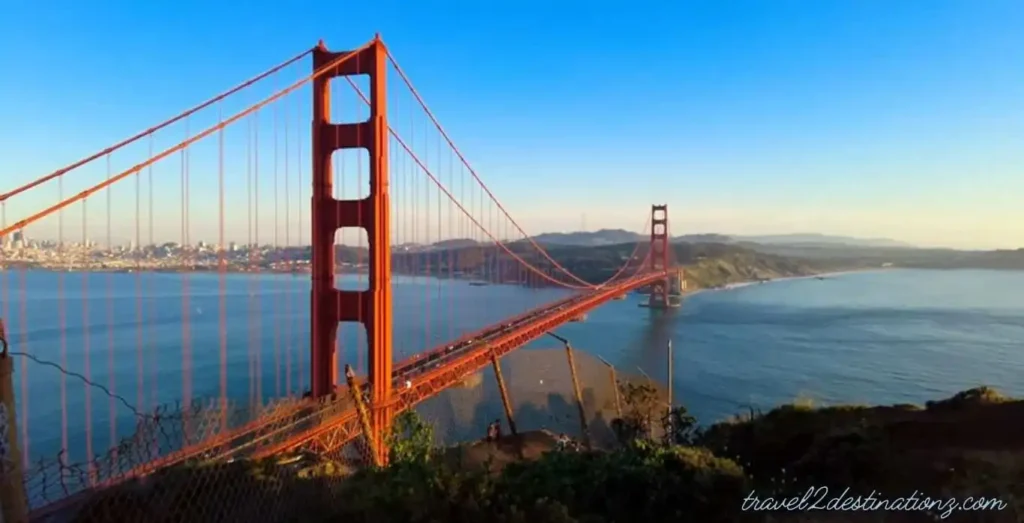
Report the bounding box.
[6,3,1022,522]
[73,385,1024,522]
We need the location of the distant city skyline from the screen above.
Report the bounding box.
[4,221,1018,253]
[2,1,1022,251]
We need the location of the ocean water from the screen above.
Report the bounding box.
[558,268,1024,424]
[3,268,1023,464]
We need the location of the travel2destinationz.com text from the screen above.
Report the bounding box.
[741,487,1007,520]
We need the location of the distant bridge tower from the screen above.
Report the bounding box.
[647,204,677,309]
[310,36,394,464]
[666,267,686,295]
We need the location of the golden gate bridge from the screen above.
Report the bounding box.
[0,35,683,521]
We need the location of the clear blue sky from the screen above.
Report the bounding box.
[2,0,1022,249]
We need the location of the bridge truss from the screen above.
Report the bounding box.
[0,35,678,519]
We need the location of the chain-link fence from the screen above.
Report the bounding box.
[18,393,360,523]
[414,347,667,459]
[14,347,665,522]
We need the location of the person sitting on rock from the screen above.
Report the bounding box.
[493,419,503,440]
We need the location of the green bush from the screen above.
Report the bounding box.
[496,444,748,523]
[69,387,1024,523]
[386,410,435,466]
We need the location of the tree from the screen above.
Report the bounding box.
[661,406,698,445]
[386,410,435,465]
[611,381,698,447]
[611,381,660,446]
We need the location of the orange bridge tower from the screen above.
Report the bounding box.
[310,36,394,464]
[646,204,681,309]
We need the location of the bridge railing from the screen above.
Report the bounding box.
[3,33,671,522]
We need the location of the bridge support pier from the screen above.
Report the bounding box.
[490,352,518,437]
[311,36,394,465]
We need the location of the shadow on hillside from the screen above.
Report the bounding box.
[413,347,662,447]
[59,398,601,523]
[36,347,649,523]
[53,386,1024,523]
[698,386,1024,522]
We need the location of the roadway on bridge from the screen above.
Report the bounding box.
[239,271,668,460]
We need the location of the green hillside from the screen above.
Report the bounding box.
[387,241,846,289]
[71,386,1024,523]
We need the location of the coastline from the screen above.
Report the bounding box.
[682,267,891,299]
[0,264,893,290]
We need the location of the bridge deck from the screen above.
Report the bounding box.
[28,271,667,519]
[245,271,666,459]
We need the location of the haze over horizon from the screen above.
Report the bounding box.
[2,1,1022,250]
[11,224,1016,253]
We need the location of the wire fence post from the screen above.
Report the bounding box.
[490,352,517,436]
[0,319,29,523]
[597,356,622,419]
[563,342,591,450]
[666,338,674,437]
[344,364,381,467]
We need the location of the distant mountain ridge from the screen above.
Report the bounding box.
[530,229,642,247]
[396,230,915,251]
[525,229,914,249]
[731,233,914,248]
